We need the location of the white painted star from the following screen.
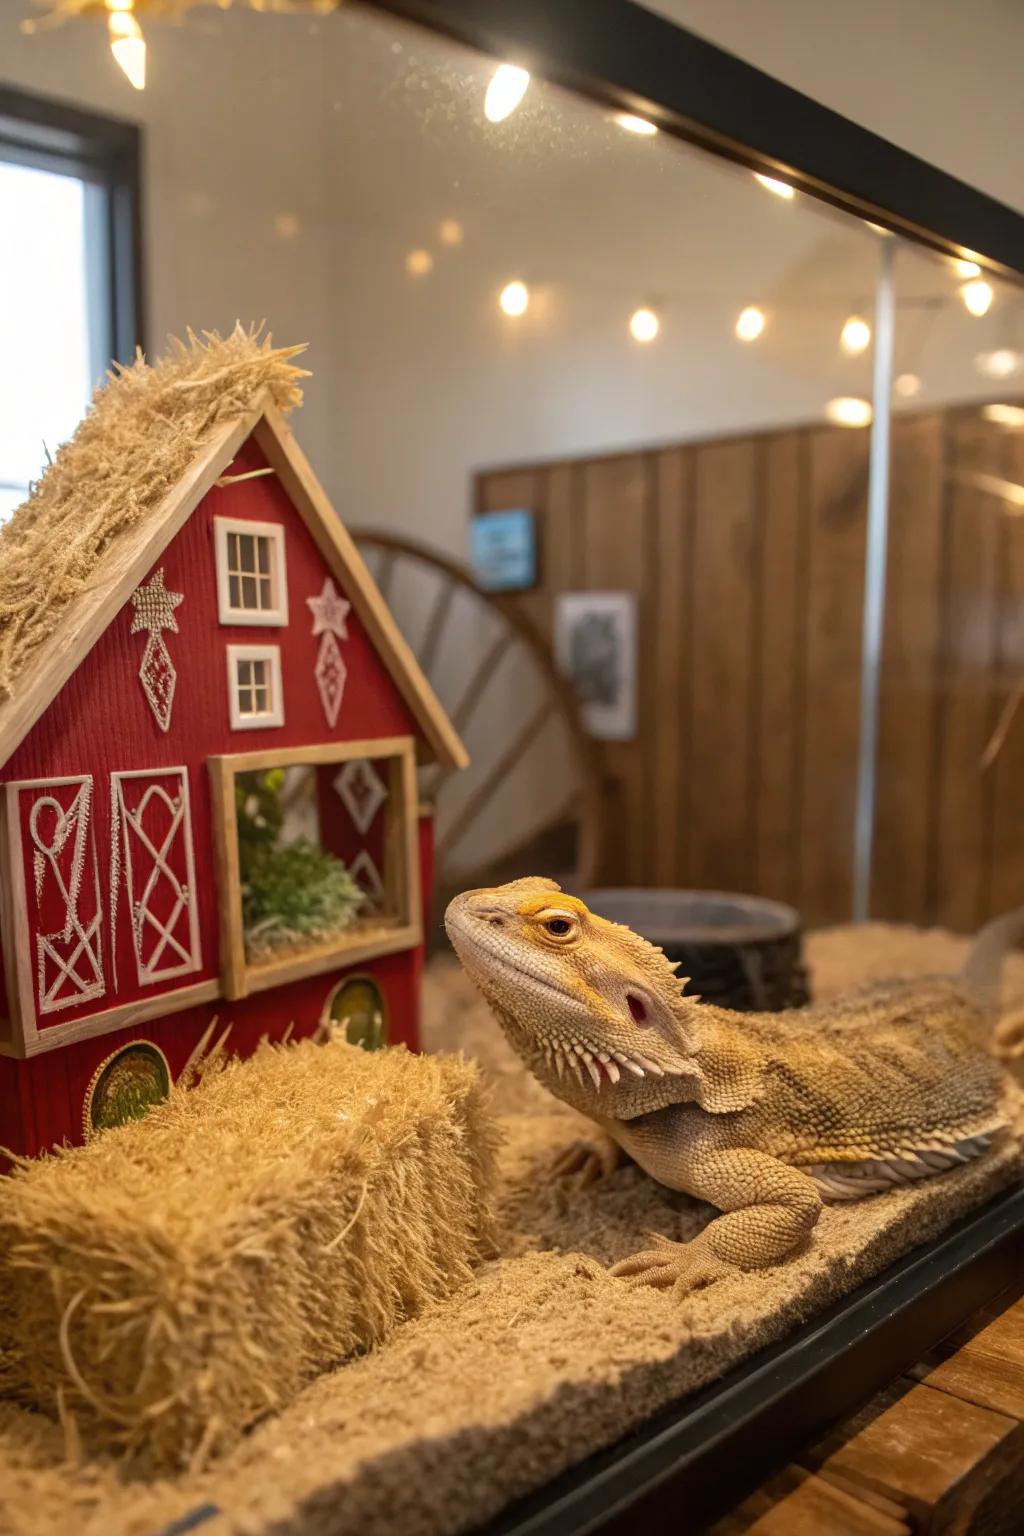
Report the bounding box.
[130,568,183,635]
[307,577,351,639]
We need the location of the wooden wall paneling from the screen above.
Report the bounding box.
[579,454,652,885]
[649,448,694,888]
[753,432,806,906]
[930,411,1002,931]
[871,413,945,921]
[986,421,1024,918]
[798,426,869,925]
[686,438,759,895]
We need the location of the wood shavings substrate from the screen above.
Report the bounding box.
[1,922,1022,1536]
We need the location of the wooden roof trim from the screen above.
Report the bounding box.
[0,410,257,772]
[251,403,469,771]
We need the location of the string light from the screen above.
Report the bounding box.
[484,64,530,123]
[405,249,433,277]
[826,397,873,428]
[499,280,529,317]
[961,278,994,316]
[614,113,658,136]
[753,172,794,200]
[976,349,1021,380]
[735,306,766,342]
[439,219,464,246]
[629,307,659,343]
[106,0,145,90]
[841,315,871,355]
[982,404,1024,429]
[894,373,921,398]
[955,259,981,279]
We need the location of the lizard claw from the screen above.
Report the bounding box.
[552,1135,622,1186]
[609,1235,736,1295]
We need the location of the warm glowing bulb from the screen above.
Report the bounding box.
[955,259,981,279]
[499,280,529,317]
[614,113,658,136]
[982,404,1024,429]
[484,64,530,123]
[108,9,145,90]
[405,249,433,276]
[841,315,871,354]
[976,349,1021,379]
[629,307,659,343]
[826,397,873,428]
[754,172,794,200]
[735,306,766,342]
[439,219,463,246]
[962,278,994,317]
[894,373,921,398]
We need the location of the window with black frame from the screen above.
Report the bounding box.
[0,89,142,520]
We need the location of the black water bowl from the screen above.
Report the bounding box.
[584,888,810,1012]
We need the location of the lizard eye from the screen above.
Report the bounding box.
[538,910,578,940]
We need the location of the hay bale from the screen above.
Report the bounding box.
[0,1039,498,1471]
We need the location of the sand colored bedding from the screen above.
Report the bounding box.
[0,923,1021,1536]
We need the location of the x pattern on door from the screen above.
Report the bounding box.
[112,768,202,987]
[25,775,106,1015]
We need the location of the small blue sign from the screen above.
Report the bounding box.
[471,508,537,592]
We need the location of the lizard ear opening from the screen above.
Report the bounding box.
[626,992,649,1025]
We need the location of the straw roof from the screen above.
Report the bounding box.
[0,325,309,701]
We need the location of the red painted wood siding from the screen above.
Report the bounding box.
[2,434,423,1033]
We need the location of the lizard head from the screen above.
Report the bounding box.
[445,877,712,1118]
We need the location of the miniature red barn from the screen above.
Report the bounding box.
[0,374,467,1160]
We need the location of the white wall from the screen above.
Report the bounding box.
[1,0,1020,565]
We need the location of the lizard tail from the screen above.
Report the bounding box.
[961,907,1024,1049]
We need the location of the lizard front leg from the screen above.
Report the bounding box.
[610,1148,822,1294]
[552,1131,624,1185]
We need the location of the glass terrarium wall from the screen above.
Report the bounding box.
[2,0,1020,929]
[871,251,1024,929]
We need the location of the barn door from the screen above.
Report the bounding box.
[111,768,202,987]
[20,775,106,1016]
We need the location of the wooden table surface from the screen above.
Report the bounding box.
[711,1287,1024,1534]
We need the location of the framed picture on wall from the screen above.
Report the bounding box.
[470,508,537,592]
[554,590,637,741]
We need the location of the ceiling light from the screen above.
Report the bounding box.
[405,249,433,277]
[826,397,873,428]
[754,172,794,200]
[614,113,658,136]
[439,219,464,246]
[499,280,529,317]
[629,307,659,343]
[484,64,530,123]
[735,306,766,342]
[983,404,1024,428]
[841,315,871,355]
[961,278,994,316]
[273,213,299,240]
[894,373,921,398]
[976,349,1021,379]
[955,259,981,279]
[107,6,145,90]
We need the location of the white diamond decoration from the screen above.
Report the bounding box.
[315,632,347,728]
[130,569,183,733]
[334,758,387,835]
[350,849,385,906]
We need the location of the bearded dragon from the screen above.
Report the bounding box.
[445,878,1020,1295]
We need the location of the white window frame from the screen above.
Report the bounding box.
[215,516,289,626]
[227,644,284,730]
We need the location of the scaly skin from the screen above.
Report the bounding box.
[445,878,1014,1296]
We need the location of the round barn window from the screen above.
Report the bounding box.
[84,1041,171,1138]
[325,975,388,1051]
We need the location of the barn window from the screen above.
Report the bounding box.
[207,738,421,1000]
[215,517,288,625]
[227,644,284,729]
